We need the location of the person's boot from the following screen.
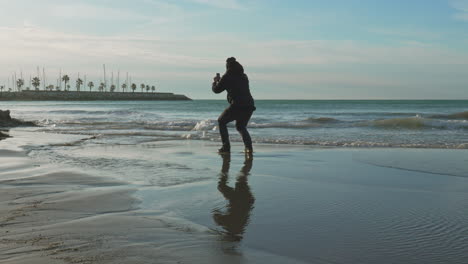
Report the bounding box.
[244,146,253,154]
[218,145,231,154]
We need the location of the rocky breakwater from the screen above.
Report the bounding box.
[0,110,37,139]
[0,91,192,101]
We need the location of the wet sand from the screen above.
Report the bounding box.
[1,133,468,264]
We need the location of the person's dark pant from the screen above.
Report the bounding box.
[218,106,253,149]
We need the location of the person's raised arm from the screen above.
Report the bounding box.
[212,74,228,94]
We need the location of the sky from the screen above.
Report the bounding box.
[0,0,467,99]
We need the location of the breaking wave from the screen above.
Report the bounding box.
[47,109,138,115]
[368,116,468,130]
[305,117,339,123]
[370,117,426,129]
[249,117,340,129]
[430,111,468,120]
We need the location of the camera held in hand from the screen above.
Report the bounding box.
[214,73,221,82]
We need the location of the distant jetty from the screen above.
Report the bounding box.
[0,91,191,101]
[2,64,191,101]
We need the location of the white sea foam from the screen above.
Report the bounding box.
[192,119,216,131]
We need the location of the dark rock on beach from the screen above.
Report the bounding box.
[0,110,37,127]
[0,131,9,140]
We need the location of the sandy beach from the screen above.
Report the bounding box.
[1,128,468,264]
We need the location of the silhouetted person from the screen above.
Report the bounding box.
[212,154,255,242]
[212,57,256,154]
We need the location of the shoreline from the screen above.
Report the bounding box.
[1,100,466,150]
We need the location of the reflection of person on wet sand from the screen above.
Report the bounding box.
[213,154,255,242]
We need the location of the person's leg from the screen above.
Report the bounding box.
[218,107,236,151]
[235,110,254,152]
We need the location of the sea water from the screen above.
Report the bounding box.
[2,100,467,148]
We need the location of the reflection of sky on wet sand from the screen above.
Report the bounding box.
[137,144,468,264]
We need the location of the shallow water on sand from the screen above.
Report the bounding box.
[10,131,468,264]
[135,146,468,264]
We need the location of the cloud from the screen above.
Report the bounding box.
[1,24,468,68]
[0,0,196,36]
[187,0,244,10]
[0,25,222,81]
[450,0,468,21]
[368,27,441,40]
[49,3,145,21]
[251,72,397,87]
[2,24,468,89]
[454,12,468,21]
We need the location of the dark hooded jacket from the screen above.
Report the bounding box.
[212,62,255,111]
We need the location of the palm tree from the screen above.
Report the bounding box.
[140,84,145,93]
[121,83,127,93]
[76,78,83,92]
[32,77,40,90]
[99,82,105,92]
[131,83,136,93]
[145,85,150,93]
[0,85,4,94]
[62,75,70,91]
[88,81,94,92]
[16,79,24,91]
[55,86,60,91]
[47,85,54,91]
[151,85,155,93]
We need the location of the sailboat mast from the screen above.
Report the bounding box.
[117,70,120,92]
[103,64,107,92]
[36,66,40,84]
[42,68,46,90]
